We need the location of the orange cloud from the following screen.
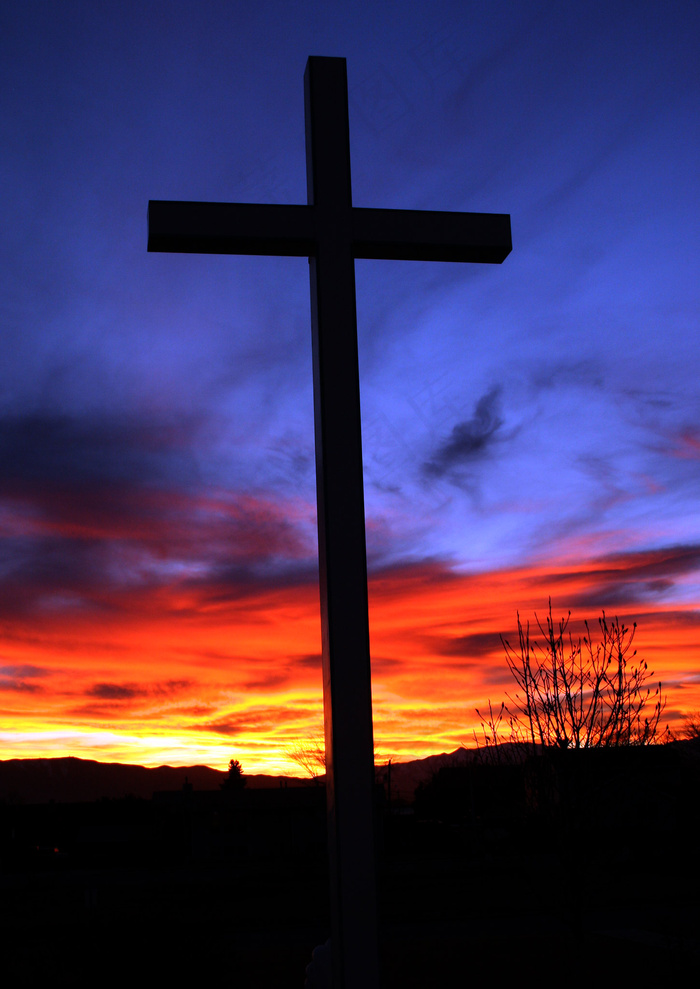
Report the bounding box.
[1,545,699,773]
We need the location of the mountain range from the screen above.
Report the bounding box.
[0,748,476,805]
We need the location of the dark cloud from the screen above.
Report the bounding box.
[178,703,217,717]
[370,655,404,674]
[610,545,700,580]
[161,679,193,693]
[190,719,243,738]
[646,579,674,594]
[243,672,293,691]
[88,683,141,700]
[424,386,503,477]
[529,359,603,394]
[237,653,324,691]
[0,536,113,602]
[0,664,49,678]
[564,545,700,610]
[69,703,141,719]
[85,679,194,701]
[0,677,42,693]
[0,411,204,612]
[200,558,318,595]
[0,411,317,616]
[437,631,504,658]
[285,651,403,678]
[297,654,322,670]
[70,679,197,719]
[570,584,657,610]
[0,663,50,692]
[0,412,199,495]
[193,705,317,737]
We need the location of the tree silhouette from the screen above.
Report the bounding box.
[477,602,669,752]
[221,758,247,791]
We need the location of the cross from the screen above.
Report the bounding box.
[148,56,510,988]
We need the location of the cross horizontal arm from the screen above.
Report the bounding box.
[148,200,511,264]
[351,207,511,263]
[147,200,315,256]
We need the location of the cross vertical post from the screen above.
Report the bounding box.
[304,57,379,988]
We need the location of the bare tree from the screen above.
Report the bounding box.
[477,602,669,751]
[680,711,700,739]
[287,735,326,781]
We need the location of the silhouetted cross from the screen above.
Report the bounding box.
[148,56,511,989]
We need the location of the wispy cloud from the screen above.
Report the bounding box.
[192,704,319,738]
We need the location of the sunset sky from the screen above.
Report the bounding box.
[2,1,699,774]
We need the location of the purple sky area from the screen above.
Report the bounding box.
[1,1,699,754]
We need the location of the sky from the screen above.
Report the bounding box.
[1,0,699,773]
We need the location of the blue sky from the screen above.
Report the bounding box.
[1,1,699,768]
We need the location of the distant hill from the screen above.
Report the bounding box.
[0,756,309,805]
[0,749,480,805]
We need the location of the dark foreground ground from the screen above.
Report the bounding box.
[2,824,698,986]
[2,743,699,985]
